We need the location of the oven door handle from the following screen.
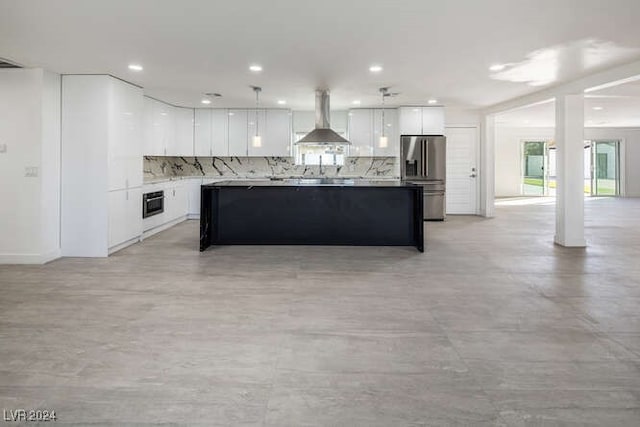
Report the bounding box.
[145,196,165,202]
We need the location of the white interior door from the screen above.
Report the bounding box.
[445,127,478,214]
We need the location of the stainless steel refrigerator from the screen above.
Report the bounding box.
[401,135,446,220]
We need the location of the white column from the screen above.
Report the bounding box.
[554,94,586,247]
[480,114,496,217]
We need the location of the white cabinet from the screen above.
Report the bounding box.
[398,106,445,135]
[421,107,445,135]
[187,178,203,217]
[228,109,248,156]
[157,101,174,155]
[348,108,400,157]
[247,109,291,157]
[212,109,229,156]
[143,97,195,156]
[108,78,143,191]
[331,110,349,136]
[143,97,156,156]
[172,107,194,156]
[398,107,423,135]
[194,109,212,156]
[348,109,374,157]
[247,109,267,156]
[195,109,229,156]
[373,108,399,157]
[144,98,171,156]
[164,181,188,222]
[62,75,143,257]
[108,188,142,248]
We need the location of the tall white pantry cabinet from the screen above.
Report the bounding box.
[61,75,143,257]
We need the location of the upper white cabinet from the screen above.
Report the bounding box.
[247,109,267,156]
[248,109,291,157]
[212,109,229,156]
[421,107,445,135]
[143,97,195,156]
[148,104,292,157]
[194,109,230,156]
[348,108,399,157]
[398,106,445,135]
[171,107,194,156]
[348,109,374,157]
[194,109,212,156]
[108,77,143,191]
[373,108,399,157]
[228,109,248,156]
[143,97,156,155]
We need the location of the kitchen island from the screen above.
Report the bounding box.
[200,179,424,252]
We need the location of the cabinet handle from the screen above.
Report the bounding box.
[126,190,129,201]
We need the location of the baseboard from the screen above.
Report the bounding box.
[0,249,61,265]
[141,215,187,240]
[186,213,200,220]
[108,236,142,255]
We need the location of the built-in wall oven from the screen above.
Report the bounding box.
[143,190,164,218]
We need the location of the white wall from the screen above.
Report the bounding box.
[0,68,61,263]
[495,126,640,197]
[445,107,481,127]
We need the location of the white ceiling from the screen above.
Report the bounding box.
[2,0,640,109]
[496,79,640,127]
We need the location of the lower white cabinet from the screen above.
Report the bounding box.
[187,178,203,217]
[108,187,142,249]
[164,181,188,222]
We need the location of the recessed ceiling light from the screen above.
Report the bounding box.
[201,99,211,105]
[277,100,286,105]
[128,64,143,71]
[369,65,383,73]
[352,100,361,105]
[489,64,505,72]
[593,106,604,110]
[427,98,438,104]
[249,64,263,72]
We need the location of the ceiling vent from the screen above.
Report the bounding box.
[0,58,21,68]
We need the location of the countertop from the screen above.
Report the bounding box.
[144,176,402,185]
[203,179,416,188]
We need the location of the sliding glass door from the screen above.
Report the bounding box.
[522,141,555,196]
[590,141,620,196]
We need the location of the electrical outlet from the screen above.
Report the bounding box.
[24,166,39,177]
[0,143,7,153]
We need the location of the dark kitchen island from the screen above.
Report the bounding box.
[200,179,424,252]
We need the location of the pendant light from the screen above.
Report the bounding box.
[379,90,388,148]
[378,87,397,148]
[251,86,262,148]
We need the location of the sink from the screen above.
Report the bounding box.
[294,178,356,185]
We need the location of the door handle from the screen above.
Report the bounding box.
[470,174,477,178]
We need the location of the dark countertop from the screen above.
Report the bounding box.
[203,179,417,188]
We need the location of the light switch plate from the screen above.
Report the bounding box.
[25,166,39,177]
[0,143,7,153]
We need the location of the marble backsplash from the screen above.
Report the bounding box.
[143,156,399,181]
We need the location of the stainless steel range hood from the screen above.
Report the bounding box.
[296,90,350,145]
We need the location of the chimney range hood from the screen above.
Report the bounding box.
[296,90,350,145]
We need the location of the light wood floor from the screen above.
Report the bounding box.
[1,197,640,426]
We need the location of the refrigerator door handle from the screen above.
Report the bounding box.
[421,139,428,177]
